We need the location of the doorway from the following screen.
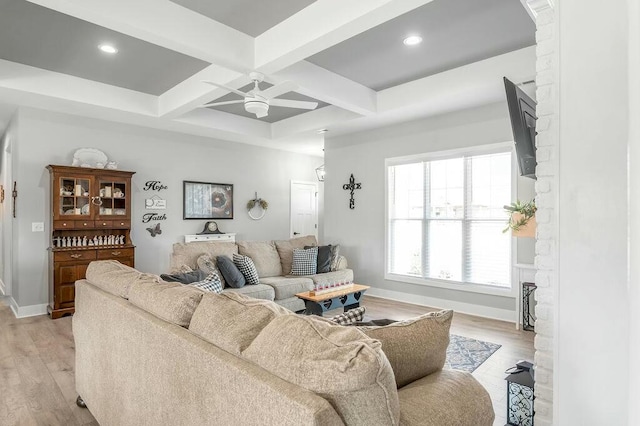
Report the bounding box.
[290,181,318,239]
[0,137,12,297]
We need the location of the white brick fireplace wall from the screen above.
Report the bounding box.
[526,1,557,425]
[529,0,635,424]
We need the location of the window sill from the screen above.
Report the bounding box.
[384,273,516,298]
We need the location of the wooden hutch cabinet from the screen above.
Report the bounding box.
[47,165,136,319]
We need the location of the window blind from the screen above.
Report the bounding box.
[388,150,512,288]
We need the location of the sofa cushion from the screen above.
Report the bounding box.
[216,256,245,288]
[189,292,291,356]
[305,269,354,285]
[223,284,275,301]
[291,247,318,275]
[243,315,400,426]
[397,370,494,426]
[233,253,260,285]
[274,235,317,277]
[259,276,314,300]
[128,279,204,328]
[86,260,160,299]
[191,273,223,293]
[170,241,238,273]
[358,310,453,388]
[237,241,282,278]
[197,254,228,288]
[276,296,306,312]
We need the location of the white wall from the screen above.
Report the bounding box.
[556,0,630,424]
[628,0,640,422]
[324,102,535,320]
[11,107,322,309]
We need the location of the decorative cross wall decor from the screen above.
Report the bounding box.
[342,174,362,209]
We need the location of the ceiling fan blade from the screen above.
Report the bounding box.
[261,80,298,99]
[201,100,245,107]
[270,98,318,110]
[202,81,247,97]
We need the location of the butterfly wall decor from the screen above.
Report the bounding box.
[146,223,162,237]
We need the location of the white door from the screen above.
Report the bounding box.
[290,181,318,239]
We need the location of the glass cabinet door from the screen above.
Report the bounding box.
[99,179,128,216]
[58,177,91,216]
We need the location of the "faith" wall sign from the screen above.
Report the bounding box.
[342,174,362,209]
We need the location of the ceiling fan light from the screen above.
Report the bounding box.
[244,99,269,118]
[315,164,326,182]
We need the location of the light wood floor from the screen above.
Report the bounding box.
[0,296,533,426]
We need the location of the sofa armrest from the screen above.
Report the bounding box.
[397,370,494,426]
[335,255,348,270]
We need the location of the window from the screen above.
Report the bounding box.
[387,147,512,289]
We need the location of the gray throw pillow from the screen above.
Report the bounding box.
[304,244,340,274]
[160,269,208,284]
[216,256,246,288]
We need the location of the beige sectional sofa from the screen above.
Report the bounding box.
[74,260,495,426]
[169,235,353,312]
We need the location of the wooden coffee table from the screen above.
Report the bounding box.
[295,284,370,316]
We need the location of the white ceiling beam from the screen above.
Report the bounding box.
[271,105,361,139]
[270,61,377,116]
[0,59,156,115]
[172,108,271,140]
[25,0,254,72]
[158,65,249,119]
[378,46,536,112]
[255,0,434,74]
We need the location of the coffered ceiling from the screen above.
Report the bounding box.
[0,0,537,155]
[169,0,317,37]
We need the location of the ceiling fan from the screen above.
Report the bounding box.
[202,72,318,118]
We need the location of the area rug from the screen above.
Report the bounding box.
[445,334,501,373]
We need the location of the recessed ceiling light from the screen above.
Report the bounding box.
[98,44,118,54]
[317,129,329,134]
[403,35,423,46]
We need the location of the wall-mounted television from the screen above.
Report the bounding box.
[504,77,537,179]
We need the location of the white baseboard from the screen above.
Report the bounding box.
[8,297,48,318]
[366,287,517,323]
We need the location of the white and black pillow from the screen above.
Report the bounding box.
[191,273,223,293]
[330,306,366,326]
[233,254,260,285]
[291,247,318,276]
[197,254,227,288]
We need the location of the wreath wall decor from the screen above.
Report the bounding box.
[247,192,268,220]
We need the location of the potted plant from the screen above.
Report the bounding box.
[503,200,537,238]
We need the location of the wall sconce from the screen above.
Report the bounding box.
[315,164,325,182]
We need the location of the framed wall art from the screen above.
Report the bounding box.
[183,181,234,220]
